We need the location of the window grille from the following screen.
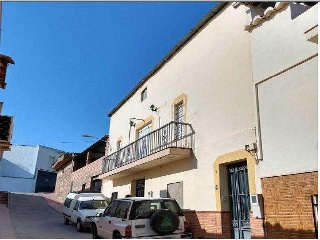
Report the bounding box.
[174,101,184,139]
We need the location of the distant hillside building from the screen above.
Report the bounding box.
[0,145,64,193]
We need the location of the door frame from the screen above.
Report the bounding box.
[213,150,258,238]
[227,162,251,239]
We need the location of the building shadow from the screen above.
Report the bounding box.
[265,221,317,239]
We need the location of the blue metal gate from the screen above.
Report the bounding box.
[228,162,251,239]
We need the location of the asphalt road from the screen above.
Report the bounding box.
[8,193,91,239]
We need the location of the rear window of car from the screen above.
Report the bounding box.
[129,199,183,220]
[79,200,107,210]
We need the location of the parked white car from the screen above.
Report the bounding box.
[62,193,108,232]
[91,197,191,239]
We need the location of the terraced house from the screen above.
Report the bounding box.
[96,2,256,238]
[49,2,318,239]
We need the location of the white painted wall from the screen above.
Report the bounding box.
[36,146,64,172]
[0,145,39,178]
[0,177,34,192]
[104,4,256,211]
[0,145,64,192]
[250,4,317,83]
[249,3,318,177]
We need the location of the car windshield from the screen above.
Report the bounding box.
[131,199,183,219]
[79,200,107,210]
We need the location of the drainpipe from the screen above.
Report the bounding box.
[254,84,264,162]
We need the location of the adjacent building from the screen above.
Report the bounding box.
[244,2,318,238]
[0,2,15,156]
[0,145,64,193]
[52,135,109,202]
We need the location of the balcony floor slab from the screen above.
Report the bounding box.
[98,147,192,180]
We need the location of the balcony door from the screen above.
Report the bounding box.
[137,124,151,159]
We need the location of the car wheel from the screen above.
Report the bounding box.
[76,220,84,232]
[64,216,70,225]
[91,224,100,239]
[113,231,122,239]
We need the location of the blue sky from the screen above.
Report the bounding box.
[1,1,216,153]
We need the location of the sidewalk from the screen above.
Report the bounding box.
[0,203,18,238]
[41,193,63,214]
[0,192,63,239]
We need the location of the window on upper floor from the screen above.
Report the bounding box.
[141,87,147,102]
[174,101,185,139]
[116,140,122,150]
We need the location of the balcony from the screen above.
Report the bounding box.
[101,121,195,179]
[0,115,13,151]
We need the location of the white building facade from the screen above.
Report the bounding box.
[97,2,318,239]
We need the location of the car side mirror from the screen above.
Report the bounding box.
[96,213,102,217]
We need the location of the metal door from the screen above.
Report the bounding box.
[228,162,251,239]
[35,170,57,193]
[136,179,145,197]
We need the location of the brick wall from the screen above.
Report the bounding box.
[71,157,104,192]
[183,210,231,238]
[250,212,265,238]
[262,171,318,239]
[54,162,73,202]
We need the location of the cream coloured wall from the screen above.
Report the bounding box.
[249,3,318,178]
[250,3,318,83]
[257,57,317,178]
[104,4,256,211]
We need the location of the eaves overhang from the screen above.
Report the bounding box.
[107,2,228,117]
[52,153,74,171]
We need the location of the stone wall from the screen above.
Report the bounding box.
[71,157,104,192]
[54,162,73,202]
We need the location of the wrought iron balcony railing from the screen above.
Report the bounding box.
[103,121,195,173]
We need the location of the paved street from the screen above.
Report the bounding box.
[8,193,91,239]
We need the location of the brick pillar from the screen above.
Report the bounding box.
[250,212,265,238]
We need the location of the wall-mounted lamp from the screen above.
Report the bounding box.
[245,143,257,155]
[129,121,136,127]
[245,143,261,164]
[150,104,158,112]
[128,118,145,142]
